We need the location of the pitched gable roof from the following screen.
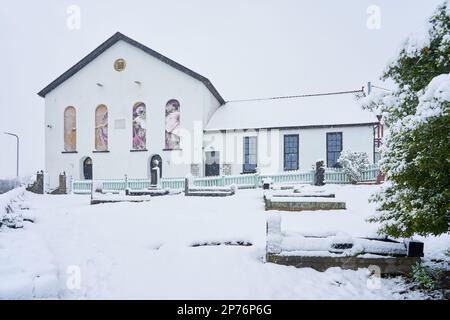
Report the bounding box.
[37,32,225,104]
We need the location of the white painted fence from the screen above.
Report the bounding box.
[71,164,380,194]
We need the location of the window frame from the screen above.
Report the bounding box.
[283,134,299,171]
[243,136,257,173]
[63,106,77,152]
[94,104,109,152]
[326,132,343,168]
[132,102,147,151]
[164,99,181,150]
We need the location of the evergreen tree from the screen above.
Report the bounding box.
[363,2,450,237]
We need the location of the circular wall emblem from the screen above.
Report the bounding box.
[114,58,126,71]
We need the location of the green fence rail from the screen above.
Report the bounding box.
[71,165,379,194]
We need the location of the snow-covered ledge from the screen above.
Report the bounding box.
[265,214,424,275]
[0,186,26,228]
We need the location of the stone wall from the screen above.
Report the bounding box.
[266,254,420,275]
[26,171,44,194]
[50,172,67,195]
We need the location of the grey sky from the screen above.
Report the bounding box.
[0,0,443,177]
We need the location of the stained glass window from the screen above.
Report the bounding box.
[95,105,108,151]
[64,106,76,152]
[165,100,180,149]
[132,102,146,150]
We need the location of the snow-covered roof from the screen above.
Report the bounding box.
[205,91,378,131]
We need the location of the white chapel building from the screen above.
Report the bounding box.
[38,32,379,189]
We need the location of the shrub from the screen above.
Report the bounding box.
[337,150,369,184]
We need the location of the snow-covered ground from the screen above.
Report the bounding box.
[0,185,448,299]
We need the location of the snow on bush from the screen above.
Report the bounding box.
[337,150,369,184]
[0,187,26,228]
[414,73,450,124]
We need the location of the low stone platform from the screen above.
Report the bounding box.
[191,240,252,247]
[265,214,424,275]
[188,187,235,192]
[125,188,170,197]
[273,193,335,198]
[279,185,295,190]
[264,198,346,211]
[91,199,149,205]
[185,190,235,197]
[90,193,152,205]
[184,178,236,197]
[266,253,420,275]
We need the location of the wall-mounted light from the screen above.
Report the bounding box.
[96,83,103,87]
[376,114,382,122]
[134,81,142,85]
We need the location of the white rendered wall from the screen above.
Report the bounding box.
[44,40,221,188]
[203,125,374,175]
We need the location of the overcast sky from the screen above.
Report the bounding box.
[0,0,443,177]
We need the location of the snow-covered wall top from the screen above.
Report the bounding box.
[0,186,25,217]
[205,92,378,131]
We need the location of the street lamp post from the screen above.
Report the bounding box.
[4,132,19,178]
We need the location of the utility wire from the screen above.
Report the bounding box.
[226,89,364,103]
[371,85,392,92]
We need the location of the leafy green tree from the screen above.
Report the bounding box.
[363,2,450,237]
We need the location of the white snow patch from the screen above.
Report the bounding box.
[0,187,444,299]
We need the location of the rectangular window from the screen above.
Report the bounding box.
[284,134,299,171]
[327,132,343,168]
[243,136,257,173]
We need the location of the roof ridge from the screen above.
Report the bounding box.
[37,32,225,105]
[225,89,363,104]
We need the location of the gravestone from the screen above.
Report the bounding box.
[58,172,67,194]
[262,178,273,190]
[50,172,67,194]
[27,171,44,194]
[314,160,325,186]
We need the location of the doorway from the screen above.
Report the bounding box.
[205,151,220,176]
[150,154,162,185]
[83,157,93,180]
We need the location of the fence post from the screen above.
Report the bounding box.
[221,174,225,187]
[69,175,73,194]
[254,172,260,189]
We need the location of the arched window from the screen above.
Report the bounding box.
[165,99,180,149]
[95,104,108,151]
[132,102,146,150]
[64,106,77,152]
